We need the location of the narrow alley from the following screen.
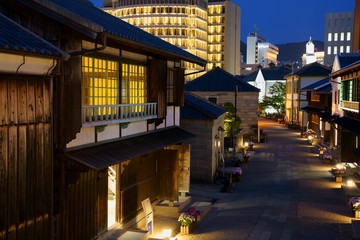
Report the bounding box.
[179,118,354,240]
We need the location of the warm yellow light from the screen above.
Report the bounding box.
[244,142,249,147]
[162,229,172,239]
[336,164,343,169]
[307,135,313,140]
[347,180,355,186]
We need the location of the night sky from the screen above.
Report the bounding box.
[89,0,355,44]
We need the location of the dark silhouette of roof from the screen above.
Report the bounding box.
[286,62,331,77]
[49,0,206,65]
[0,14,68,58]
[185,67,260,92]
[300,77,331,93]
[337,52,360,68]
[242,66,291,82]
[181,92,226,119]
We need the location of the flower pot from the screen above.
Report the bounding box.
[180,222,196,234]
[355,211,360,218]
[324,158,331,164]
[249,145,254,151]
[233,174,241,182]
[243,156,249,163]
[335,176,343,183]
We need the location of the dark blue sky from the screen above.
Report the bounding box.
[89,0,355,44]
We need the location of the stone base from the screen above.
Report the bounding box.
[154,196,192,218]
[336,177,343,183]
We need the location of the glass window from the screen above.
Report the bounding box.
[334,33,338,41]
[340,46,344,53]
[340,32,344,41]
[334,46,338,55]
[347,32,351,41]
[327,46,331,55]
[328,33,332,42]
[346,45,351,53]
[121,63,147,105]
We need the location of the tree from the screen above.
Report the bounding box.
[223,102,242,138]
[259,81,286,115]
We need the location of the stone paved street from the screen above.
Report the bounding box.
[177,118,355,240]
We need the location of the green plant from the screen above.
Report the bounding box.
[223,102,241,138]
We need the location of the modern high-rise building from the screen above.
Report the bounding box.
[246,32,278,67]
[103,0,208,80]
[208,0,241,75]
[324,12,354,66]
[103,0,241,79]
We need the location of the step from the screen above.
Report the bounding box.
[154,196,192,218]
[342,185,360,196]
[117,230,148,240]
[352,220,360,239]
[189,201,212,221]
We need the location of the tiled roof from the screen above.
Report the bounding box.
[286,62,331,77]
[185,67,260,92]
[337,52,360,68]
[0,14,67,58]
[261,66,292,80]
[316,84,332,93]
[241,71,258,82]
[50,0,206,65]
[300,77,330,91]
[181,92,226,119]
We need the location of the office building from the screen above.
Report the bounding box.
[246,32,278,67]
[324,12,354,66]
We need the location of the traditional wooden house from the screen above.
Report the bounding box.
[0,12,69,240]
[0,0,206,239]
[284,62,331,129]
[330,59,360,163]
[185,67,260,138]
[180,92,226,183]
[299,77,332,141]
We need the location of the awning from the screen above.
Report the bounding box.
[333,116,360,135]
[65,127,195,170]
[300,106,323,113]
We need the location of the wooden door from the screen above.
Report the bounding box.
[157,149,178,201]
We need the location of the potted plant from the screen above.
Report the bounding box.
[178,207,200,234]
[334,169,345,182]
[249,141,254,151]
[230,167,243,182]
[318,145,327,155]
[243,153,250,163]
[349,197,360,218]
[323,153,332,164]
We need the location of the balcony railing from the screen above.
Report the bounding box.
[341,101,359,112]
[82,103,157,126]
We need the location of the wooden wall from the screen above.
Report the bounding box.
[0,75,52,240]
[54,158,107,240]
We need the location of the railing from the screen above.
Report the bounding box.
[82,103,157,126]
[341,101,359,111]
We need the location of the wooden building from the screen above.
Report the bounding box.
[0,0,206,239]
[330,59,360,163]
[299,77,332,142]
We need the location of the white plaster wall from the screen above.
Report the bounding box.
[67,127,95,148]
[166,106,175,127]
[255,70,265,100]
[97,124,120,142]
[174,106,180,126]
[122,121,147,137]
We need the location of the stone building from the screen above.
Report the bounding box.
[185,67,259,140]
[181,92,226,183]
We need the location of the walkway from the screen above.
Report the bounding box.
[178,118,354,240]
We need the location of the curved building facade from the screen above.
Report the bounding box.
[104,0,208,80]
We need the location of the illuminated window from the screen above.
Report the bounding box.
[334,46,338,54]
[334,33,338,41]
[346,45,351,53]
[328,33,332,42]
[347,32,351,41]
[340,46,344,53]
[327,46,331,54]
[340,32,344,41]
[82,56,147,110]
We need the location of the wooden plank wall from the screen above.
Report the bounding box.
[0,75,52,240]
[56,159,107,240]
[120,152,158,222]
